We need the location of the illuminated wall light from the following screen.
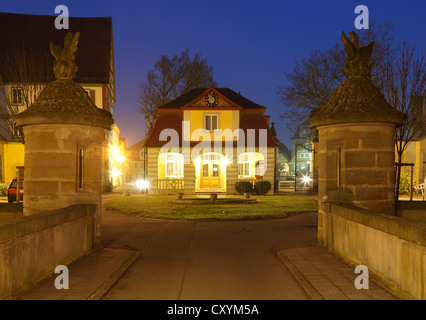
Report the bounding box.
[112,168,121,178]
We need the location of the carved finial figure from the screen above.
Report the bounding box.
[50,32,80,80]
[341,31,375,79]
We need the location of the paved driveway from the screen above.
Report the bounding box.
[100,207,318,300]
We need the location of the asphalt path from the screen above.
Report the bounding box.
[100,201,318,300]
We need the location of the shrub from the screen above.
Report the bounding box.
[103,181,114,193]
[235,181,254,194]
[0,183,7,196]
[254,181,272,195]
[398,171,417,195]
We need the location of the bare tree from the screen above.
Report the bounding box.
[278,21,426,199]
[138,48,217,125]
[277,21,394,132]
[277,48,341,132]
[0,44,52,143]
[382,40,426,199]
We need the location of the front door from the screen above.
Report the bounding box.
[200,154,222,189]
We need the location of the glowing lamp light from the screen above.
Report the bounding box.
[112,168,121,179]
[221,157,229,166]
[136,180,149,190]
[301,175,312,185]
[110,146,120,159]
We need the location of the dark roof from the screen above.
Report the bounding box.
[127,139,146,150]
[0,117,21,142]
[144,110,278,148]
[278,143,292,160]
[0,12,113,84]
[144,111,183,147]
[238,111,279,147]
[157,88,266,110]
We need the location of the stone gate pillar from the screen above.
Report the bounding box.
[14,32,113,248]
[309,32,404,243]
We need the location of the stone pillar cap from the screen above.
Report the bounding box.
[15,79,114,129]
[309,78,405,128]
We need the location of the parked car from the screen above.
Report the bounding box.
[7,178,24,203]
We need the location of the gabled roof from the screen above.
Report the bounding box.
[157,88,266,110]
[0,12,113,84]
[145,88,278,148]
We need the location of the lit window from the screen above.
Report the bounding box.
[165,153,184,178]
[204,114,218,131]
[11,87,23,105]
[238,153,252,177]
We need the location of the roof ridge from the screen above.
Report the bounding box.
[157,87,266,110]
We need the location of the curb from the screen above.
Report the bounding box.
[276,250,323,300]
[88,250,139,300]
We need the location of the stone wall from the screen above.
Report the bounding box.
[319,202,426,300]
[316,123,397,215]
[23,124,104,215]
[397,201,426,223]
[0,204,97,299]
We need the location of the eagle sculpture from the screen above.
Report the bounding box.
[50,32,80,80]
[341,31,375,79]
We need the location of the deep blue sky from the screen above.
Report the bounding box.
[1,0,426,148]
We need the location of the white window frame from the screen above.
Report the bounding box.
[165,153,184,178]
[204,113,219,131]
[11,87,23,105]
[238,153,252,177]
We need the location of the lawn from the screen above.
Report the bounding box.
[106,194,318,221]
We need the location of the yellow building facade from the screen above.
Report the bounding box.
[0,140,25,184]
[144,88,279,195]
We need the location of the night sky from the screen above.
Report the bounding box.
[1,0,426,149]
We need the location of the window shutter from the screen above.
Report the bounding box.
[205,115,211,130]
[212,115,218,130]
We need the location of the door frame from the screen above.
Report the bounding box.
[195,152,227,192]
